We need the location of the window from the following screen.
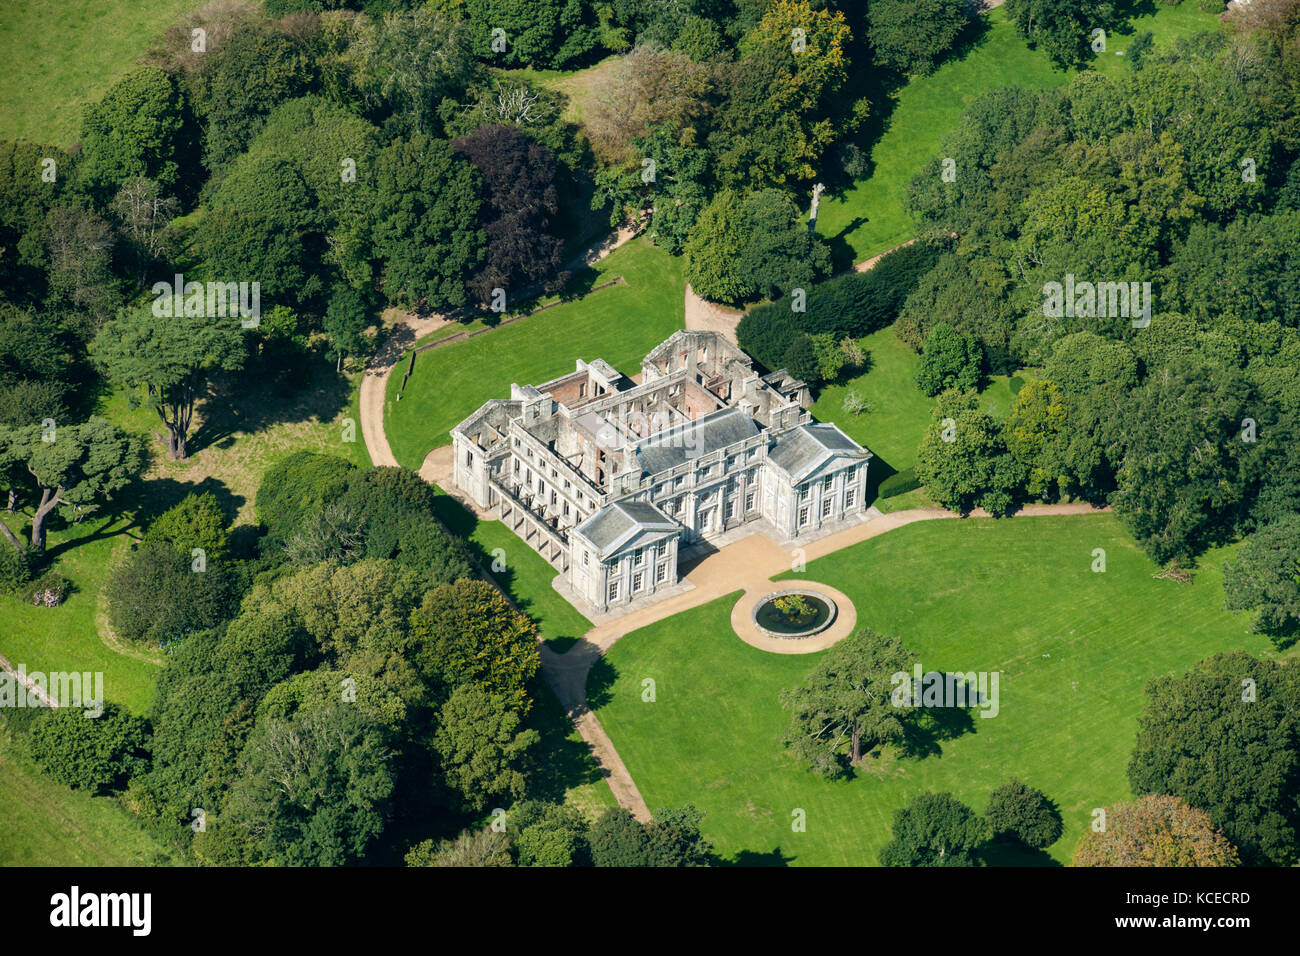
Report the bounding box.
[845,486,856,509]
[822,497,833,518]
[513,459,520,475]
[674,475,685,489]
[465,450,474,467]
[745,492,756,512]
[583,550,589,567]
[798,506,810,527]
[656,562,667,584]
[799,484,810,502]
[724,500,735,521]
[608,581,620,602]
[656,540,666,558]
[633,548,645,567]
[632,571,644,592]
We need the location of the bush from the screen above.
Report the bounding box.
[985,778,1063,848]
[878,467,921,499]
[103,542,241,646]
[255,451,357,547]
[28,569,69,607]
[26,702,149,793]
[0,544,32,593]
[144,491,231,562]
[915,323,983,395]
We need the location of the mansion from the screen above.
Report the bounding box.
[451,330,873,614]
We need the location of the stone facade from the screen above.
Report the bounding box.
[450,330,872,614]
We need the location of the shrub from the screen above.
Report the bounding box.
[28,569,69,607]
[26,702,149,793]
[103,542,241,646]
[915,323,983,395]
[878,467,921,498]
[985,778,1063,848]
[255,451,356,546]
[144,491,231,562]
[0,543,32,593]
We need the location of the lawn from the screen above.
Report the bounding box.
[1,514,162,717]
[592,514,1274,866]
[0,0,197,145]
[386,237,686,469]
[817,4,1222,265]
[0,720,177,865]
[811,327,1025,475]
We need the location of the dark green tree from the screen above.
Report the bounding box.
[879,791,989,866]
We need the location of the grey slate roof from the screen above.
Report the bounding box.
[767,423,870,483]
[633,407,758,475]
[574,500,678,559]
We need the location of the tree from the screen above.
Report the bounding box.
[914,391,1025,516]
[41,205,121,337]
[463,0,601,70]
[143,491,231,563]
[190,23,315,172]
[110,178,178,289]
[76,67,193,202]
[453,123,565,300]
[1127,652,1300,866]
[0,139,65,300]
[879,791,989,866]
[0,417,143,555]
[0,300,71,427]
[781,628,916,777]
[685,188,830,304]
[103,541,241,646]
[406,828,512,867]
[91,306,247,460]
[868,0,971,75]
[714,1,860,188]
[1224,515,1300,640]
[369,133,485,311]
[1005,380,1069,500]
[433,683,539,813]
[255,451,357,548]
[984,779,1063,849]
[1073,795,1240,867]
[26,703,148,794]
[210,702,395,866]
[587,807,653,866]
[645,805,714,866]
[408,579,540,711]
[511,800,590,867]
[683,190,749,303]
[323,285,370,372]
[1005,0,1116,70]
[347,8,477,137]
[914,323,982,396]
[1112,358,1255,564]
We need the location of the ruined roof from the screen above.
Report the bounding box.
[633,407,759,476]
[573,500,679,559]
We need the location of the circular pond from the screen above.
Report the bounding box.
[751,589,838,639]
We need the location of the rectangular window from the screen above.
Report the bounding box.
[609,581,619,602]
[465,450,474,467]
[845,486,856,509]
[799,484,810,502]
[798,506,810,527]
[632,571,644,592]
[822,497,833,518]
[656,562,667,584]
[633,548,645,567]
[724,500,735,521]
[745,492,756,512]
[583,550,589,567]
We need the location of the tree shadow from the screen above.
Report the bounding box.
[981,836,1063,867]
[585,652,619,713]
[897,696,979,759]
[186,361,351,457]
[724,847,796,867]
[524,680,612,803]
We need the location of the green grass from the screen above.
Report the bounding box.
[1092,2,1221,78]
[818,4,1221,265]
[817,8,1068,264]
[811,326,1024,475]
[0,721,176,865]
[1,515,162,717]
[386,237,685,469]
[0,0,196,145]
[593,515,1274,866]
